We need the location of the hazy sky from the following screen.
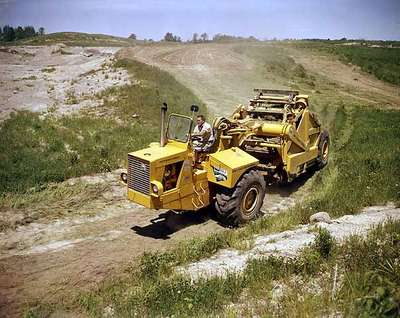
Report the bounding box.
[1,0,399,40]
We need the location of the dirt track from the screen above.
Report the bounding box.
[0,170,301,317]
[1,42,398,316]
[122,43,399,110]
[0,171,222,316]
[121,43,284,116]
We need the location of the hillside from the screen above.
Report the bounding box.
[0,40,399,317]
[13,31,137,47]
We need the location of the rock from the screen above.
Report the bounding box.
[310,212,332,224]
[18,216,34,226]
[51,44,63,54]
[103,305,114,317]
[83,48,100,57]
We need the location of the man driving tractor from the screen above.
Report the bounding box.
[192,114,214,163]
[192,114,214,151]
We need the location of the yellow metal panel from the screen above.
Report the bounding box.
[286,146,319,174]
[210,147,259,170]
[160,188,180,204]
[128,188,160,209]
[129,140,188,163]
[207,147,258,188]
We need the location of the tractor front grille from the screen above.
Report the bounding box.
[128,155,150,194]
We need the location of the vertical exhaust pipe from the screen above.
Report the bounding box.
[160,102,168,147]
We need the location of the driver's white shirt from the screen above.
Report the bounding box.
[193,122,214,142]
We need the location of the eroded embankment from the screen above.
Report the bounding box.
[179,204,399,279]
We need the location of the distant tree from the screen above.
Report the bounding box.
[192,32,198,43]
[15,26,24,40]
[38,27,45,36]
[164,32,181,42]
[3,25,15,41]
[23,26,36,38]
[164,32,174,41]
[200,32,208,42]
[128,33,136,40]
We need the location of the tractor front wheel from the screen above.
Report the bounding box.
[215,170,266,227]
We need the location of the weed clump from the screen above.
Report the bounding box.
[314,227,336,258]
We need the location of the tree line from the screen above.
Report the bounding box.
[0,25,45,42]
[161,32,258,43]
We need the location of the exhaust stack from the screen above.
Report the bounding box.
[160,102,168,147]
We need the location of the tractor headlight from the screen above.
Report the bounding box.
[150,181,163,196]
[152,184,158,193]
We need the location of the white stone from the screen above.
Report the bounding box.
[310,212,332,224]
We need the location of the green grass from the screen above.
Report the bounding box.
[304,106,400,216]
[0,58,205,196]
[21,51,400,316]
[0,182,109,231]
[23,102,400,316]
[67,102,400,314]
[233,44,317,88]
[41,67,56,73]
[26,220,399,317]
[294,41,400,86]
[9,43,399,316]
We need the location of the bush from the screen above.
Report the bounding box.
[314,227,335,258]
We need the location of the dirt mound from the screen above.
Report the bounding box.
[0,46,130,120]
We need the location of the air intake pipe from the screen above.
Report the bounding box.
[160,102,168,147]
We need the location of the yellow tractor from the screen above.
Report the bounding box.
[121,89,329,226]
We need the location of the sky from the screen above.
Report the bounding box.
[0,0,399,40]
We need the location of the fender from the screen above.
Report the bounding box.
[205,147,259,189]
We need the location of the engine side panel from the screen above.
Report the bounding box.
[206,147,259,188]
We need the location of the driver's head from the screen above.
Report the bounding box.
[196,115,205,127]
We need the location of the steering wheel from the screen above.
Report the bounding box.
[191,135,202,141]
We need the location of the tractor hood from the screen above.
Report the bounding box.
[128,141,188,164]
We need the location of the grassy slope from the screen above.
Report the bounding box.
[293,40,400,86]
[25,43,400,317]
[12,32,137,47]
[28,222,400,317]
[0,58,205,196]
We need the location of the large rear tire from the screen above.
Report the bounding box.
[316,130,330,169]
[215,170,266,227]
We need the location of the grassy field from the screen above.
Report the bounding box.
[294,40,400,86]
[0,58,205,196]
[24,97,400,316]
[5,42,398,316]
[26,221,400,317]
[11,32,137,47]
[233,44,317,89]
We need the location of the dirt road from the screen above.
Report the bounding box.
[121,43,285,116]
[122,43,399,110]
[0,169,301,316]
[0,171,223,316]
